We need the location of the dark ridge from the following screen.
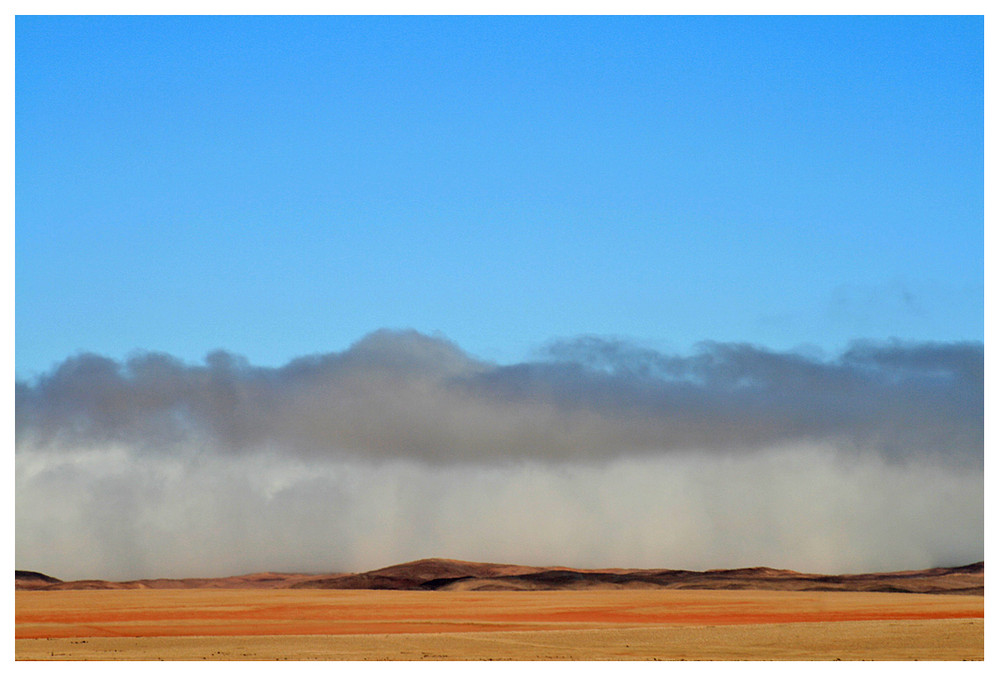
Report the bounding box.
[705,566,792,576]
[419,576,473,590]
[517,571,597,585]
[367,558,487,580]
[15,570,61,584]
[863,585,913,594]
[650,569,702,580]
[459,583,519,592]
[290,574,417,590]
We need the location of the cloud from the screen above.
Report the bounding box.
[16,329,983,465]
[14,330,983,579]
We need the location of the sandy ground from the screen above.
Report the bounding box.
[15,588,984,660]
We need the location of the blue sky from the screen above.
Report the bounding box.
[14,15,985,577]
[16,15,983,379]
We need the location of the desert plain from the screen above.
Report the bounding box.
[15,559,984,661]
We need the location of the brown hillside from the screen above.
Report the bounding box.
[18,559,983,595]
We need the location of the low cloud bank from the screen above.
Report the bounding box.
[15,330,983,464]
[15,331,983,579]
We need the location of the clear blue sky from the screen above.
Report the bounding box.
[15,15,983,379]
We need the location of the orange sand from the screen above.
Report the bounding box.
[16,588,983,639]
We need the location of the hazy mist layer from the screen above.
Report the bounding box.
[15,330,983,579]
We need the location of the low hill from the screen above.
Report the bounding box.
[15,570,62,590]
[17,559,983,595]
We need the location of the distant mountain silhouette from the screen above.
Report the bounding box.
[15,570,62,589]
[17,558,983,595]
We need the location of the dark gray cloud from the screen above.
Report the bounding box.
[15,330,983,579]
[15,330,983,465]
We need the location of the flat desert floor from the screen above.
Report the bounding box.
[15,588,984,660]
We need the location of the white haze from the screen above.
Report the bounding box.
[16,440,982,580]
